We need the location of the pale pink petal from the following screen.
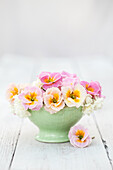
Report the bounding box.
[62,77,80,87]
[18,93,31,103]
[43,80,62,90]
[38,72,50,79]
[32,104,42,111]
[44,94,53,107]
[45,88,53,95]
[74,84,87,102]
[22,103,30,110]
[80,81,89,87]
[50,87,61,96]
[74,136,92,148]
[65,98,76,107]
[61,71,77,79]
[44,106,56,114]
[50,72,62,81]
[51,101,65,112]
[61,86,73,99]
[32,97,43,111]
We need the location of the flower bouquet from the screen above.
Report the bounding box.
[7,71,104,145]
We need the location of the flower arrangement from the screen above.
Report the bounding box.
[6,71,104,147]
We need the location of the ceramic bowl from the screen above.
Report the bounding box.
[29,106,83,143]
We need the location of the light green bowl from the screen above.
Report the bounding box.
[29,106,83,143]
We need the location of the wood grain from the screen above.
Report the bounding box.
[0,55,34,170]
[77,57,113,169]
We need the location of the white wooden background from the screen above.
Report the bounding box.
[0,55,113,170]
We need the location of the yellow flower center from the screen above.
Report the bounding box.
[66,89,80,103]
[44,77,56,83]
[10,87,18,99]
[52,98,57,103]
[76,130,85,140]
[49,93,59,104]
[86,84,94,92]
[25,92,38,105]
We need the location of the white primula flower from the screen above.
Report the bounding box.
[82,94,94,115]
[32,78,43,88]
[61,84,87,108]
[9,103,15,114]
[83,95,104,115]
[93,97,104,110]
[84,94,93,106]
[82,104,94,115]
[13,95,31,118]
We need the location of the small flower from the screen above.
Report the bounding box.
[61,71,79,87]
[32,78,43,88]
[61,84,87,108]
[19,86,43,111]
[6,84,20,103]
[61,71,77,79]
[81,81,102,97]
[44,87,65,114]
[13,95,31,118]
[39,72,62,90]
[84,94,93,106]
[82,95,104,115]
[82,105,94,115]
[82,94,94,115]
[68,125,92,148]
[93,97,104,110]
[9,103,15,114]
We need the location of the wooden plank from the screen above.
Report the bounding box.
[11,57,111,170]
[0,55,35,170]
[76,57,113,168]
[11,116,111,170]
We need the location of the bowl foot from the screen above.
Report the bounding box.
[35,131,70,143]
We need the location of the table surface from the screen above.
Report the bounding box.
[0,55,113,170]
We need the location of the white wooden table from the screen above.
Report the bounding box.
[0,55,113,170]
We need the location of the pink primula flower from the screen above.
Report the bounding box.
[61,71,77,79]
[61,71,80,87]
[62,77,80,87]
[6,84,20,103]
[44,87,65,114]
[39,72,62,90]
[68,125,92,148]
[19,86,43,111]
[81,81,102,97]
